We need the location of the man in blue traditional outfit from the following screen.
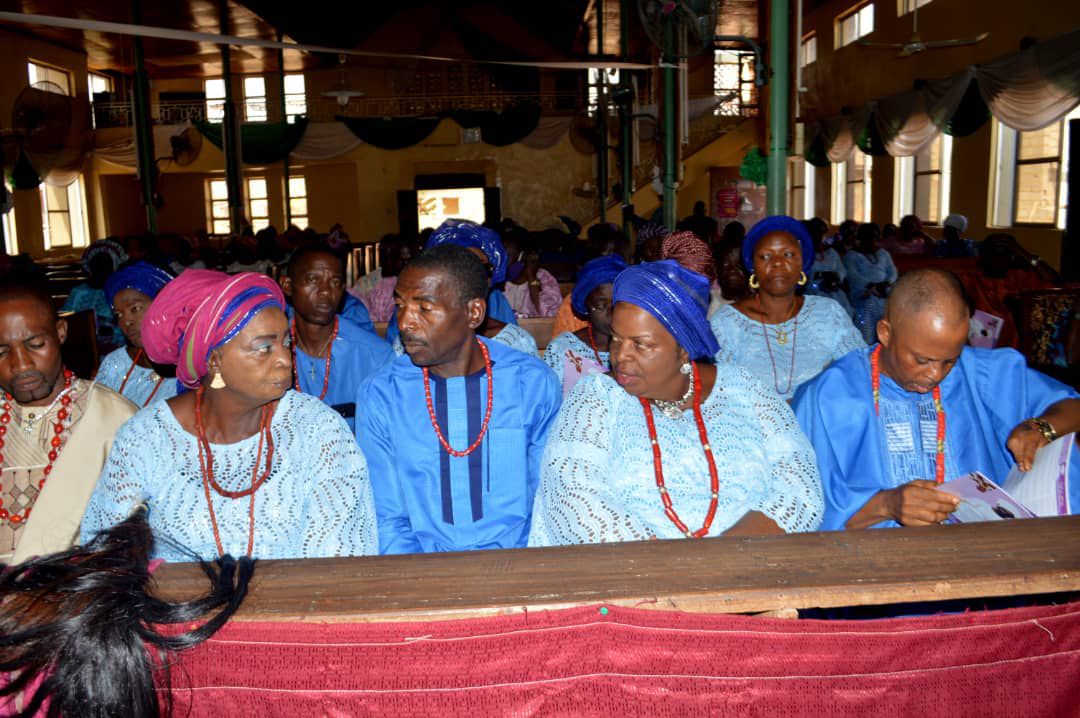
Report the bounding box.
[793,268,1080,530]
[282,244,393,432]
[356,244,562,554]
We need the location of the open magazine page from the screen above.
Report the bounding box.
[939,472,1037,524]
[1003,432,1076,517]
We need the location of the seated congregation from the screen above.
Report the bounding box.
[0,213,1077,569]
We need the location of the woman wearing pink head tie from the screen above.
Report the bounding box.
[79,271,378,561]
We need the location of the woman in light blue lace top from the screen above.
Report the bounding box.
[80,390,375,561]
[711,296,864,401]
[96,349,178,407]
[530,260,823,546]
[710,216,864,401]
[80,270,377,561]
[96,261,179,408]
[543,255,624,393]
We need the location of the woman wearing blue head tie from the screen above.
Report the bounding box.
[543,255,626,394]
[530,260,823,545]
[709,215,864,402]
[96,262,178,407]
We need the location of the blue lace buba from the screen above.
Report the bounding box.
[80,390,378,562]
[529,365,825,546]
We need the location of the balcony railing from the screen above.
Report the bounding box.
[92,93,583,128]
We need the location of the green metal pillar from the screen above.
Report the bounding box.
[596,2,608,223]
[766,0,791,216]
[661,10,677,230]
[278,33,291,227]
[131,0,157,233]
[219,0,244,233]
[619,0,633,237]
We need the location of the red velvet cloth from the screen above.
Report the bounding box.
[165,600,1080,715]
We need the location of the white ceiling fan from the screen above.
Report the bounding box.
[859,5,988,57]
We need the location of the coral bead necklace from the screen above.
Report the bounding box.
[0,369,75,526]
[871,344,946,484]
[586,324,606,366]
[638,362,720,538]
[423,337,493,458]
[195,385,276,557]
[118,347,166,407]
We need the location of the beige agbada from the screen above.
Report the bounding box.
[3,381,136,564]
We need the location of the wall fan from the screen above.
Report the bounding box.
[637,0,717,59]
[1,81,73,188]
[859,5,988,57]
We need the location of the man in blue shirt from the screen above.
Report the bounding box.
[283,243,393,432]
[357,244,561,554]
[793,268,1080,530]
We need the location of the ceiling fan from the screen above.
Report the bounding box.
[859,5,987,57]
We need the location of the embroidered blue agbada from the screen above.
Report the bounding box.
[293,316,394,431]
[793,346,1079,530]
[356,336,562,554]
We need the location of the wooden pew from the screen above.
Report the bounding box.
[155,516,1080,623]
[518,316,555,351]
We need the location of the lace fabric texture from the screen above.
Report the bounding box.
[80,390,378,561]
[710,296,865,401]
[96,346,178,407]
[543,332,610,373]
[392,323,540,358]
[529,366,824,546]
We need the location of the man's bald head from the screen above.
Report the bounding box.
[877,268,970,394]
[885,268,969,331]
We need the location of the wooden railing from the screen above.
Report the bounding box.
[153,516,1080,623]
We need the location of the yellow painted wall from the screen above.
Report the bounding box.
[85,117,598,245]
[800,0,1080,269]
[0,27,90,259]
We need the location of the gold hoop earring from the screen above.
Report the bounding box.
[748,273,760,290]
[210,372,226,389]
[798,272,808,286]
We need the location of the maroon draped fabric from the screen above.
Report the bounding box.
[165,601,1080,715]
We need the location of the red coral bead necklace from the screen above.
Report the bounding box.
[639,362,720,538]
[871,344,946,484]
[0,369,75,525]
[195,385,276,557]
[423,337,493,458]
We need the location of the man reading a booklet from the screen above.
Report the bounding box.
[793,268,1080,530]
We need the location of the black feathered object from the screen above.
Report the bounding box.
[0,507,254,717]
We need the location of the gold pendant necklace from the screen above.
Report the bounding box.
[775,328,789,346]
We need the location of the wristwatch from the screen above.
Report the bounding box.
[528,280,542,287]
[1027,417,1058,444]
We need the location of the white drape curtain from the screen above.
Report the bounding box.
[804,28,1080,161]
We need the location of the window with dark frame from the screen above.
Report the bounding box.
[835,2,875,49]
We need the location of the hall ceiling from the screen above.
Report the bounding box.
[0,0,761,78]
